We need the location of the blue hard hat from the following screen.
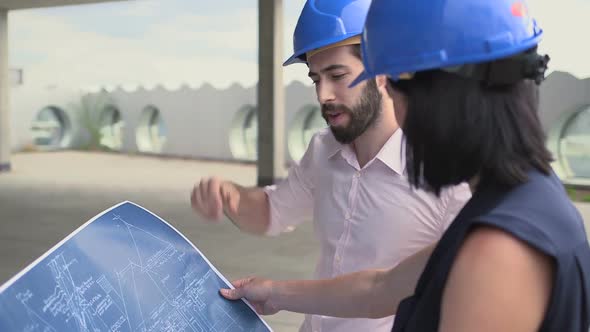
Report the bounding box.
[351,0,544,86]
[283,0,371,66]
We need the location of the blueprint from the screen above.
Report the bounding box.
[0,201,273,332]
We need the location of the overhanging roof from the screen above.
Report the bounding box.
[0,0,128,10]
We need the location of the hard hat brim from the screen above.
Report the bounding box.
[283,53,306,67]
[284,33,363,67]
[349,70,371,88]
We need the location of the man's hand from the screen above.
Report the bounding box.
[191,177,240,221]
[220,277,279,315]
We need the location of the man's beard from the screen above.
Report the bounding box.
[321,79,382,144]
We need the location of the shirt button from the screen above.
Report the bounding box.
[354,172,361,178]
[345,213,351,219]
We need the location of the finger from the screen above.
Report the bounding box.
[190,185,197,208]
[201,179,217,218]
[229,189,240,216]
[193,182,208,216]
[220,185,230,216]
[220,287,243,300]
[199,179,209,209]
[190,185,202,211]
[192,186,215,222]
[221,184,239,216]
[253,303,264,314]
[232,277,254,288]
[208,178,223,219]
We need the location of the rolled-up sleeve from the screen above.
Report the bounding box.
[263,136,317,236]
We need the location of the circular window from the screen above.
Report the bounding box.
[31,106,72,150]
[136,106,167,153]
[99,105,124,151]
[288,105,326,161]
[554,106,590,179]
[229,105,258,161]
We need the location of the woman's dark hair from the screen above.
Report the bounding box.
[389,69,553,195]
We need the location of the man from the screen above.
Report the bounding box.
[191,1,471,331]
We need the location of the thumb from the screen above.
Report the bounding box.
[220,277,254,300]
[221,183,239,216]
[220,287,243,300]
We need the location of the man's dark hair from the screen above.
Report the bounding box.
[389,69,553,195]
[351,44,362,60]
[302,44,362,64]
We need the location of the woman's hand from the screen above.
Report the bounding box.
[220,277,280,315]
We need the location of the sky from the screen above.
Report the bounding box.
[7,0,590,90]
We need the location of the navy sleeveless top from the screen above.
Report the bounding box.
[392,170,590,332]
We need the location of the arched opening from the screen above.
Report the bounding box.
[551,105,590,179]
[99,105,125,151]
[30,106,72,150]
[229,105,258,161]
[136,106,167,153]
[288,104,325,161]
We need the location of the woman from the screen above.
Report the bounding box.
[221,0,590,331]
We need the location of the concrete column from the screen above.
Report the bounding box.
[0,10,9,173]
[257,0,286,186]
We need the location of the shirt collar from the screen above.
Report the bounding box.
[375,128,406,175]
[325,131,344,158]
[325,128,406,175]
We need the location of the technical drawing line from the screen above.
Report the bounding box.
[0,202,272,332]
[130,258,145,329]
[96,275,127,317]
[116,267,133,332]
[113,214,145,270]
[146,271,175,304]
[18,298,58,332]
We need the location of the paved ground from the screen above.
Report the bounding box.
[1,151,589,331]
[0,151,316,331]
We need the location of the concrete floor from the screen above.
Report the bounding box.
[0,151,317,331]
[1,151,589,331]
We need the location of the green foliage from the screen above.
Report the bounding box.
[70,92,112,151]
[565,185,590,203]
[567,187,578,201]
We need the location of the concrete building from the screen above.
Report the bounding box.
[541,72,590,184]
[6,1,587,187]
[0,0,288,187]
[12,80,318,164]
[0,0,131,171]
[8,70,590,184]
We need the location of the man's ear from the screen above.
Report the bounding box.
[375,74,390,95]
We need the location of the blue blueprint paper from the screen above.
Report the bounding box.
[0,201,272,332]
